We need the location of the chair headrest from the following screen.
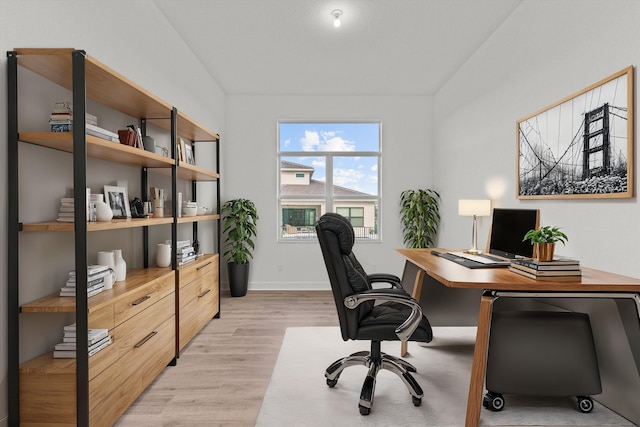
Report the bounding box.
[316,213,354,255]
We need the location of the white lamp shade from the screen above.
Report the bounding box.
[458,199,491,217]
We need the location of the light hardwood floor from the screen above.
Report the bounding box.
[116,290,338,426]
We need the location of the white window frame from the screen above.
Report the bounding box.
[277,121,382,242]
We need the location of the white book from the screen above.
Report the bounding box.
[89,336,113,357]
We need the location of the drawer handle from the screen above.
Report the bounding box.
[198,289,211,298]
[197,261,213,271]
[132,295,151,306]
[134,331,158,348]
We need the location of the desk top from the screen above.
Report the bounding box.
[397,248,640,292]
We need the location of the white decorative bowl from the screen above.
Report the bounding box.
[183,206,198,217]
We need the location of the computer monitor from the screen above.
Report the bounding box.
[486,208,540,259]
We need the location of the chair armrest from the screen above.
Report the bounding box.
[367,273,403,289]
[343,289,423,341]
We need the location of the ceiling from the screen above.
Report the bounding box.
[154,0,523,96]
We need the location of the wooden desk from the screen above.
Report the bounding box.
[397,248,640,427]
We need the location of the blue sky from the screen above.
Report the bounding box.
[279,122,380,195]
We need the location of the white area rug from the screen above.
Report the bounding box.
[256,327,634,426]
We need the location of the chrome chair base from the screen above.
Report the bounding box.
[324,342,424,415]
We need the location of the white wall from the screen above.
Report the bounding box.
[435,0,640,278]
[0,1,226,423]
[433,0,640,422]
[224,95,433,290]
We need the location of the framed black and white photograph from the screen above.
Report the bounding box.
[517,66,634,199]
[104,185,131,218]
[184,143,195,165]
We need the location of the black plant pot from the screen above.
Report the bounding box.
[228,262,250,297]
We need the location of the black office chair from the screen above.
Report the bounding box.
[315,212,433,415]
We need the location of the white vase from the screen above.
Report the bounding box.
[95,194,113,222]
[113,249,126,282]
[156,243,171,268]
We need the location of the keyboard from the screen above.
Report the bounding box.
[431,250,510,269]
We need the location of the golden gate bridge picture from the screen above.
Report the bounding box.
[517,66,633,199]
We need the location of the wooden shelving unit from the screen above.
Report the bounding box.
[7,48,221,426]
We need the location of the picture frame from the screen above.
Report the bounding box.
[184,143,195,165]
[516,66,633,199]
[104,185,131,218]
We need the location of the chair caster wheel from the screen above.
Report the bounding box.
[412,396,422,407]
[577,396,594,413]
[326,378,338,388]
[483,392,505,411]
[359,405,371,416]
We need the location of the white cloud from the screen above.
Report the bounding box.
[334,168,365,188]
[300,129,355,152]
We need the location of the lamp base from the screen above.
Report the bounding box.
[464,249,482,254]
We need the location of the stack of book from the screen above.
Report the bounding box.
[53,324,112,358]
[49,101,120,142]
[57,196,76,222]
[509,257,581,280]
[176,240,197,266]
[60,265,111,297]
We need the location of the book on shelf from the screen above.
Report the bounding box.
[66,275,106,287]
[53,335,112,358]
[508,265,582,281]
[178,255,197,266]
[69,264,110,277]
[62,326,109,345]
[50,122,120,143]
[59,285,105,298]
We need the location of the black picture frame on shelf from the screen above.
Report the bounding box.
[104,185,131,218]
[185,143,195,165]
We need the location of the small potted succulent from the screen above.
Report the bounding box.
[523,226,568,261]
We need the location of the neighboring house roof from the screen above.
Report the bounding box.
[281,160,314,178]
[280,160,372,197]
[281,179,371,197]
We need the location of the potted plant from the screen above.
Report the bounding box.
[400,188,441,248]
[221,198,259,297]
[523,225,568,261]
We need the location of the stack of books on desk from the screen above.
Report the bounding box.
[59,265,111,297]
[53,324,112,358]
[509,257,581,281]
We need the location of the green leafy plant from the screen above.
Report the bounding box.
[400,188,440,248]
[221,198,259,264]
[523,225,568,245]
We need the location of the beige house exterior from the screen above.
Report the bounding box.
[280,161,377,238]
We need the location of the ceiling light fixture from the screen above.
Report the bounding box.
[332,9,343,27]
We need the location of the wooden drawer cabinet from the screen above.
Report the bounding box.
[19,270,175,426]
[177,254,219,352]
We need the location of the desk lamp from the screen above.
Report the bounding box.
[458,199,491,254]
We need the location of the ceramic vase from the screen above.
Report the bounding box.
[113,249,126,282]
[156,243,171,268]
[95,194,113,222]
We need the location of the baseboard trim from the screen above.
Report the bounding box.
[221,282,330,291]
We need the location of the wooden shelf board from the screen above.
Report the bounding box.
[15,48,218,141]
[15,48,172,124]
[21,216,174,232]
[177,214,220,224]
[20,268,174,314]
[19,132,176,169]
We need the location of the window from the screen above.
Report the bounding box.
[278,122,381,241]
